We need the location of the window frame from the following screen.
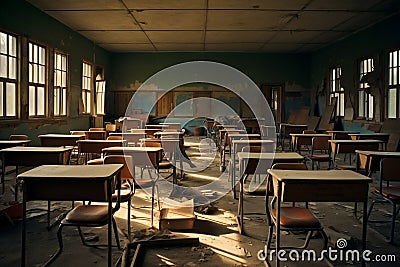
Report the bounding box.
[53,50,68,117]
[328,66,345,117]
[0,30,18,119]
[387,49,400,119]
[357,58,375,120]
[81,60,93,115]
[28,41,47,118]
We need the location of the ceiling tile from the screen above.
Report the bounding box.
[207,10,293,30]
[260,43,304,52]
[206,31,275,43]
[271,30,326,43]
[155,43,204,51]
[146,31,203,43]
[78,30,149,44]
[295,43,325,52]
[99,43,154,52]
[124,0,206,10]
[28,0,125,10]
[208,0,310,10]
[334,12,388,31]
[47,10,139,30]
[132,10,205,30]
[306,0,390,11]
[309,31,350,43]
[284,10,357,30]
[205,43,263,51]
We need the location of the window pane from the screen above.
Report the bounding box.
[8,57,16,79]
[388,88,397,118]
[9,36,16,57]
[86,93,91,113]
[0,33,6,54]
[62,72,66,87]
[368,94,374,119]
[62,88,67,115]
[0,55,6,77]
[393,68,398,86]
[6,82,16,116]
[340,93,345,116]
[37,86,45,115]
[29,86,35,116]
[358,91,365,117]
[0,82,3,116]
[54,88,59,116]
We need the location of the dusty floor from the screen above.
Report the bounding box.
[0,136,399,266]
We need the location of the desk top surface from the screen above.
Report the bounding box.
[103,146,162,152]
[38,134,85,138]
[232,139,275,145]
[0,146,72,152]
[355,150,400,156]
[237,152,303,160]
[110,132,145,136]
[280,123,308,127]
[0,140,31,144]
[329,139,383,144]
[326,130,359,134]
[18,164,123,179]
[290,133,331,137]
[268,169,371,182]
[77,139,125,143]
[229,134,260,138]
[349,133,390,136]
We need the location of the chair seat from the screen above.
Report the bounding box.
[135,178,154,188]
[112,188,133,202]
[87,158,104,165]
[373,186,400,201]
[66,205,108,223]
[158,160,172,169]
[271,207,321,228]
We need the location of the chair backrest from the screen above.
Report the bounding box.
[312,136,330,151]
[89,127,105,131]
[303,130,316,134]
[107,135,123,140]
[85,131,107,140]
[104,155,134,181]
[9,134,29,140]
[70,131,86,136]
[380,158,400,182]
[105,124,117,132]
[242,145,263,153]
[271,162,308,171]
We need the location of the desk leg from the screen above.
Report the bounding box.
[107,180,112,267]
[237,174,245,234]
[361,201,367,267]
[22,182,26,267]
[1,155,5,194]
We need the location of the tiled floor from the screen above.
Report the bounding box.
[0,136,399,266]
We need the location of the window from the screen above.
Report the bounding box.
[95,73,105,115]
[0,31,17,118]
[329,67,345,117]
[82,61,93,114]
[54,51,68,116]
[28,42,46,117]
[388,49,400,118]
[358,58,374,120]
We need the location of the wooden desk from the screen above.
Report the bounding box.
[18,164,123,267]
[38,134,85,147]
[109,132,145,146]
[267,169,371,267]
[230,140,275,198]
[146,124,169,130]
[349,133,390,150]
[356,150,400,176]
[290,133,331,152]
[76,140,126,164]
[326,130,359,140]
[329,139,383,168]
[153,131,185,138]
[236,152,304,233]
[0,146,73,194]
[0,140,31,149]
[279,123,308,150]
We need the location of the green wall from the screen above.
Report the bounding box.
[310,13,400,125]
[0,0,111,144]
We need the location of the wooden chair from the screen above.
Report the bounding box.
[107,135,123,140]
[89,127,105,131]
[306,136,332,170]
[266,163,328,262]
[367,158,400,243]
[85,130,107,140]
[9,134,29,146]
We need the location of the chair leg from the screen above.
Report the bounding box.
[390,203,396,244]
[127,198,131,242]
[43,224,64,267]
[366,200,378,220]
[77,226,89,247]
[301,231,314,249]
[112,217,121,249]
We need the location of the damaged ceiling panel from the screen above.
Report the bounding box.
[27,0,400,52]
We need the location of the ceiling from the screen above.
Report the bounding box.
[27,0,400,53]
